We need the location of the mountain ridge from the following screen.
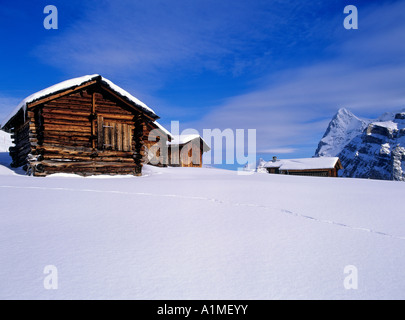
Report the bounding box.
[315,108,405,181]
[315,107,371,157]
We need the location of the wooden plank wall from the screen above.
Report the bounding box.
[9,120,34,168]
[177,140,203,167]
[27,89,144,176]
[42,90,93,149]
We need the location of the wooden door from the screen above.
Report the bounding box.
[97,116,133,151]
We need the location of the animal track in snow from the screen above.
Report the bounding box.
[1,184,404,241]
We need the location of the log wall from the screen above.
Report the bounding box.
[9,120,34,168]
[22,87,147,176]
[269,167,339,177]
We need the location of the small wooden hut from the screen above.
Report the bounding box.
[1,75,168,176]
[263,157,343,177]
[168,134,210,167]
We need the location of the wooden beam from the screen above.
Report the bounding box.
[39,160,139,168]
[97,113,135,121]
[42,108,90,117]
[91,92,96,149]
[104,121,110,149]
[286,168,333,173]
[39,144,134,157]
[97,115,104,150]
[122,123,128,152]
[111,122,116,150]
[43,124,91,133]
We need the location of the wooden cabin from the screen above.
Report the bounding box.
[168,135,210,167]
[1,74,168,177]
[263,157,343,177]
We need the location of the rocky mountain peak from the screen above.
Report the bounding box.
[316,108,405,181]
[315,107,370,157]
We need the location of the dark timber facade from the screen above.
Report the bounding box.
[2,76,161,177]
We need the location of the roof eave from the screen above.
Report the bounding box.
[1,75,159,129]
[1,107,25,131]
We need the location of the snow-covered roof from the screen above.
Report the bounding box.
[1,74,157,128]
[264,157,341,170]
[167,134,201,145]
[167,134,210,151]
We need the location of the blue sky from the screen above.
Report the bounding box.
[1,0,405,166]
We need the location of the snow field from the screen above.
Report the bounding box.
[1,162,405,299]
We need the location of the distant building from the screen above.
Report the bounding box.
[167,134,210,167]
[263,157,343,177]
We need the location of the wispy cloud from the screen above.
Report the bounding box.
[31,0,341,121]
[23,0,405,158]
[33,0,333,81]
[185,0,405,155]
[260,148,297,154]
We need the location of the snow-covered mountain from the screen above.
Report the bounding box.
[0,130,12,152]
[315,108,370,157]
[316,108,405,181]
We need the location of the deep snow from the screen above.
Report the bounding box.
[1,153,405,299]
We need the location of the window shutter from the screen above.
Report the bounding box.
[97,116,133,151]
